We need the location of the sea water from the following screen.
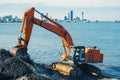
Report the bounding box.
[0,22,120,78]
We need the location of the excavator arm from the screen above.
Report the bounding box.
[33,18,74,60]
[10,7,74,61]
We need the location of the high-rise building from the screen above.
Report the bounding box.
[74,16,80,21]
[68,10,73,21]
[70,10,73,21]
[46,13,48,17]
[68,12,70,20]
[64,16,68,21]
[0,17,1,22]
[2,15,12,22]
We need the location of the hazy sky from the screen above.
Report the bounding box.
[0,0,120,21]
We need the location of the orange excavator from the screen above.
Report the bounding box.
[10,7,103,77]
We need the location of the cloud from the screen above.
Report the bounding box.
[40,0,120,7]
[0,0,120,8]
[0,0,39,4]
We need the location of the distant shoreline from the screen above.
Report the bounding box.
[0,21,22,23]
[0,21,120,23]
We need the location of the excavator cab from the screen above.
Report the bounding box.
[72,46,85,65]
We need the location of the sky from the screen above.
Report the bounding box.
[0,0,120,21]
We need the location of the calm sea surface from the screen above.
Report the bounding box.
[0,22,120,78]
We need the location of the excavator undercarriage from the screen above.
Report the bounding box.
[52,62,101,78]
[52,62,83,78]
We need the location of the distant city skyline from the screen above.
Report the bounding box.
[0,0,120,21]
[0,15,22,23]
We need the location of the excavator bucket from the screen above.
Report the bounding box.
[10,47,20,56]
[10,47,33,64]
[10,47,27,57]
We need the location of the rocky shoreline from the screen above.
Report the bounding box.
[0,49,115,80]
[0,49,52,80]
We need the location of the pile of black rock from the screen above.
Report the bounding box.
[0,49,110,80]
[0,49,52,80]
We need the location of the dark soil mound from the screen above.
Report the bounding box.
[0,73,14,80]
[0,49,51,80]
[2,57,32,78]
[0,49,12,62]
[0,49,111,80]
[27,73,51,80]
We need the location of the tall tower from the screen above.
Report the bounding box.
[68,10,73,21]
[70,10,73,21]
[68,12,70,21]
[46,13,48,17]
[82,12,84,21]
[0,17,1,22]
